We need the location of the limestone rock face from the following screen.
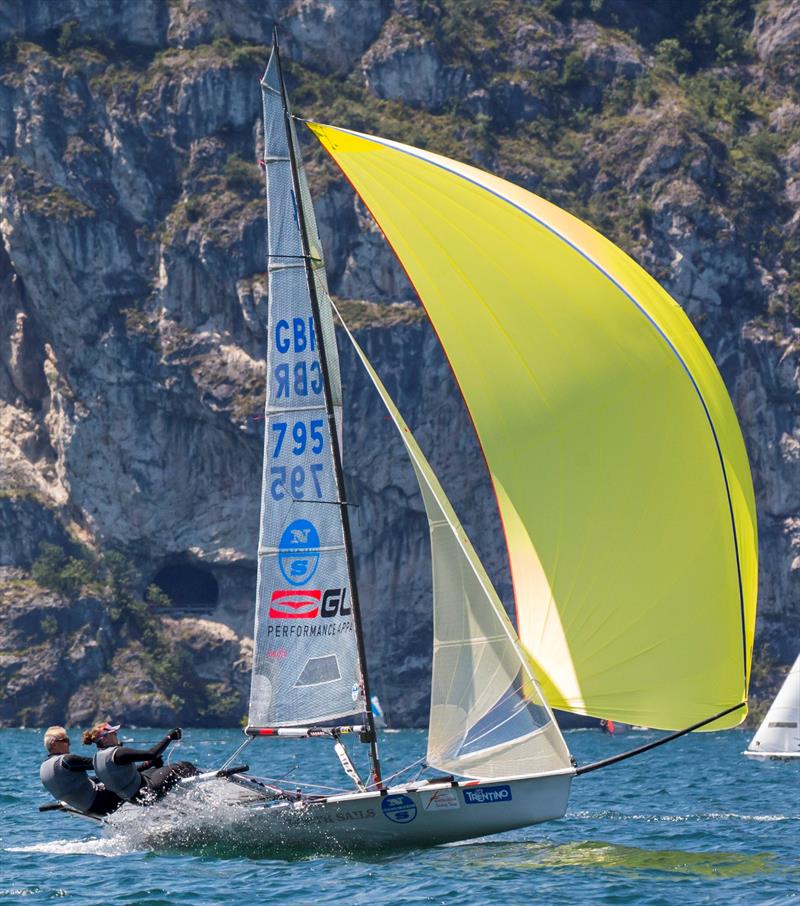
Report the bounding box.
[362,21,474,111]
[284,0,391,74]
[753,0,800,64]
[0,498,70,569]
[0,0,168,47]
[0,0,799,728]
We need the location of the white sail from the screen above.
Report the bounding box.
[336,310,572,779]
[247,51,364,729]
[746,654,800,758]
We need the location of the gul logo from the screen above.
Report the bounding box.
[381,794,417,824]
[321,587,350,618]
[278,519,320,586]
[268,589,350,621]
[463,784,512,805]
[269,590,321,619]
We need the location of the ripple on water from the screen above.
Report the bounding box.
[3,727,798,904]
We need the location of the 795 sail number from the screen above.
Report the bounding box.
[270,417,326,500]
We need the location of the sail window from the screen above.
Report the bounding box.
[295,655,341,687]
[459,675,550,757]
[151,563,219,614]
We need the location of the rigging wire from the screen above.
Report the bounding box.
[220,735,254,772]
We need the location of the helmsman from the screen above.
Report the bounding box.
[40,725,122,817]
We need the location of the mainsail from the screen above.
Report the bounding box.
[337,312,572,779]
[247,52,365,730]
[746,654,800,757]
[311,123,757,732]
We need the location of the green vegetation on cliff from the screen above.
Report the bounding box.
[22,543,245,726]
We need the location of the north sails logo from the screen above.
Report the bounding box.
[278,519,320,586]
[463,784,512,805]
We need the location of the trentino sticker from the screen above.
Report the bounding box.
[463,784,513,805]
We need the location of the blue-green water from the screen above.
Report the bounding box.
[1,727,798,904]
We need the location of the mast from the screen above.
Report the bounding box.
[271,33,382,787]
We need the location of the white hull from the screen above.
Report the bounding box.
[225,772,573,850]
[91,770,574,853]
[743,750,800,761]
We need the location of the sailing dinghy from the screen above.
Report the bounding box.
[42,34,759,850]
[744,654,800,760]
[205,35,758,848]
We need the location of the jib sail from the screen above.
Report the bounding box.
[338,312,572,779]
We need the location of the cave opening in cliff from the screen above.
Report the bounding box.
[151,563,219,613]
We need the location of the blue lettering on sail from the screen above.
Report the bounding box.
[309,361,322,394]
[294,362,307,395]
[293,318,307,352]
[274,318,317,354]
[278,519,320,586]
[275,363,290,398]
[273,361,323,399]
[275,320,290,353]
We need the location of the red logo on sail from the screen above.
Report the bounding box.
[269,589,320,619]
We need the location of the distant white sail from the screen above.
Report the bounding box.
[745,654,800,759]
[247,51,363,729]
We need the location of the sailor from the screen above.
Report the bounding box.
[40,725,122,816]
[84,722,199,804]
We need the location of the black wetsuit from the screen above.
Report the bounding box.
[40,753,122,816]
[95,736,199,803]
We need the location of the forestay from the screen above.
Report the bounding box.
[247,53,363,729]
[311,122,757,732]
[747,654,800,756]
[336,310,572,779]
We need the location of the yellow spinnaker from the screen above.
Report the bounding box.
[310,123,757,731]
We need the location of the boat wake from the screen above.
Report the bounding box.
[95,779,355,859]
[7,836,142,857]
[568,810,798,823]
[13,781,309,859]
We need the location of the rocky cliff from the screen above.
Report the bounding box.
[0,0,798,728]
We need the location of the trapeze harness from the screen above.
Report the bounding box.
[93,737,198,804]
[40,753,122,816]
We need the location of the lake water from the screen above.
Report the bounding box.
[1,727,798,904]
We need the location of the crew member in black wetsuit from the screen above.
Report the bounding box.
[85,722,200,804]
[40,725,122,816]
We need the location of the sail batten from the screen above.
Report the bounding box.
[311,122,757,732]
